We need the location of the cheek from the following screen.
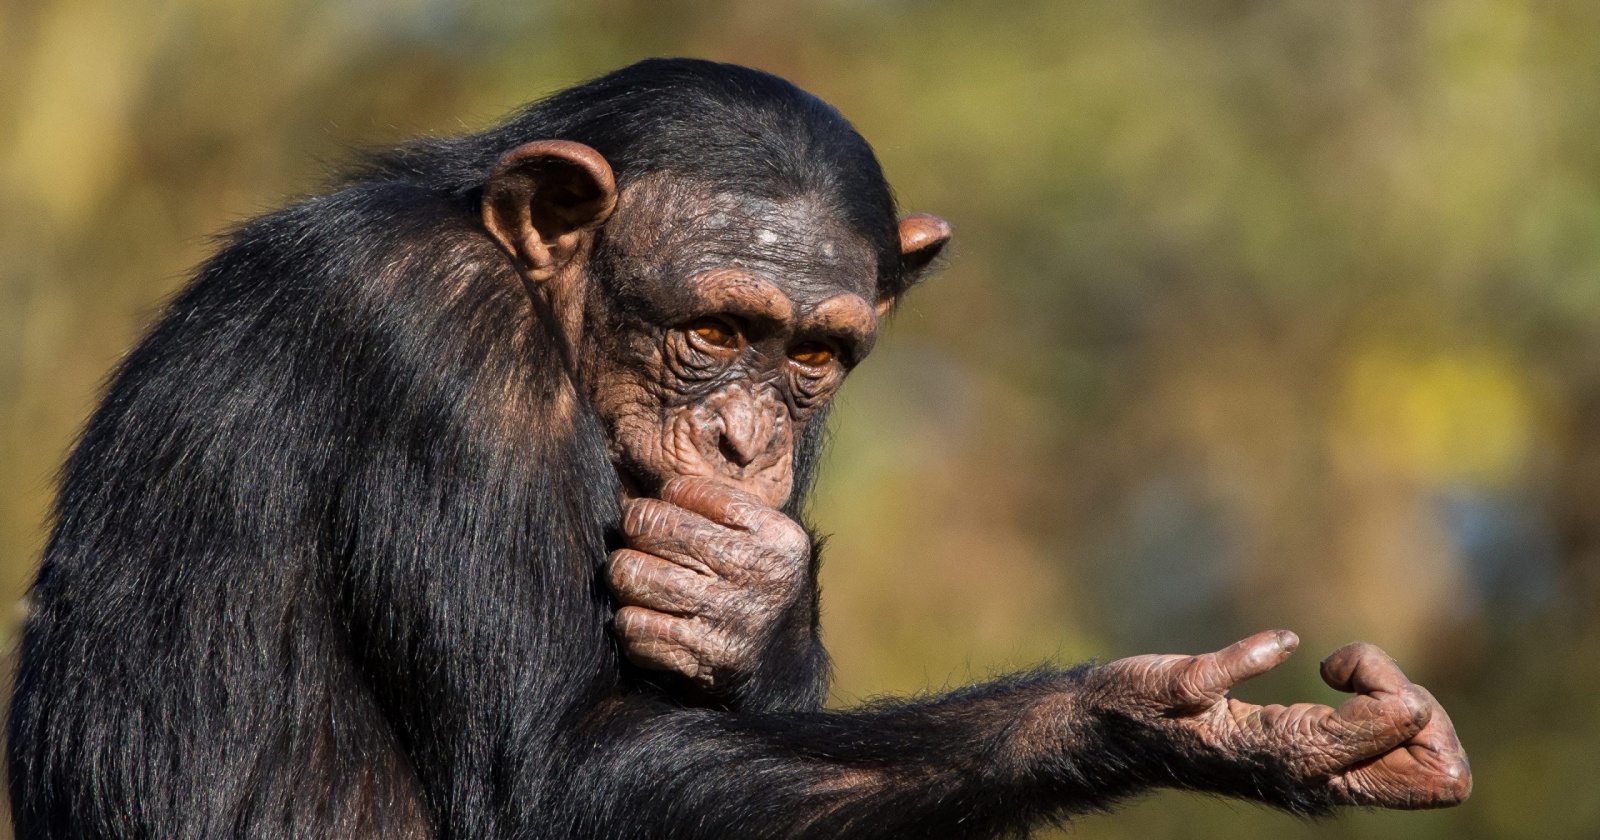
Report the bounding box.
[787,366,846,415]
[664,408,719,473]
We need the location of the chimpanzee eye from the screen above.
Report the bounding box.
[687,319,741,351]
[789,342,835,368]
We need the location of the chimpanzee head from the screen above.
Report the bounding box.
[474,59,949,509]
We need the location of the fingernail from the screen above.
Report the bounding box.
[1275,630,1299,653]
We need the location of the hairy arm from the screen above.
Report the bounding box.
[543,633,1468,840]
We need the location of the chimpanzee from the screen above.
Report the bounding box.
[8,58,1469,838]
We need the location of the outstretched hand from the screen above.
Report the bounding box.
[1093,631,1471,810]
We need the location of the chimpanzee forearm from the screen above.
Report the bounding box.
[350,519,1143,838]
[725,622,829,713]
[552,668,1150,840]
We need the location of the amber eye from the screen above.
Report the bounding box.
[789,342,835,368]
[688,319,741,350]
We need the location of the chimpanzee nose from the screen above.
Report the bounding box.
[717,397,777,468]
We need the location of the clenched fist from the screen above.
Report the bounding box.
[607,477,813,694]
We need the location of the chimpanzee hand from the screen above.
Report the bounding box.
[607,477,812,693]
[1088,631,1471,810]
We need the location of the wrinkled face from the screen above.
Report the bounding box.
[583,177,880,508]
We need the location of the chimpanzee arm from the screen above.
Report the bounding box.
[559,670,1118,840]
[537,633,1470,840]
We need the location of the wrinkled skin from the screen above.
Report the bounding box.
[1082,631,1471,809]
[481,139,1470,814]
[583,175,882,508]
[484,147,908,701]
[609,477,812,690]
[575,176,894,693]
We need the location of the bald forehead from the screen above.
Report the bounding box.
[604,174,880,306]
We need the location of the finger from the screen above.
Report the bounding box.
[1315,643,1433,768]
[660,478,811,563]
[1171,630,1298,709]
[1325,682,1432,755]
[661,475,792,536]
[1411,688,1469,766]
[1320,642,1411,695]
[622,496,721,544]
[1212,630,1300,684]
[1332,685,1472,809]
[621,498,727,575]
[1335,752,1473,809]
[612,606,706,679]
[1248,686,1430,776]
[607,549,723,616]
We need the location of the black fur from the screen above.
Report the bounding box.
[8,59,1327,839]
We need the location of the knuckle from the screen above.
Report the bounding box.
[1173,657,1217,704]
[1349,642,1388,663]
[768,518,810,556]
[696,628,737,669]
[607,550,641,583]
[771,559,805,589]
[1441,763,1473,803]
[744,552,803,592]
[1396,685,1434,728]
[702,541,749,577]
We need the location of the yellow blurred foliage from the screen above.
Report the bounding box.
[1340,347,1536,487]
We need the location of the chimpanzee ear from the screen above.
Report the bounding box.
[482,140,617,284]
[877,213,952,317]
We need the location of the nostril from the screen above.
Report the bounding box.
[715,399,768,468]
[719,432,758,468]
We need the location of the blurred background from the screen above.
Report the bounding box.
[2,0,1597,836]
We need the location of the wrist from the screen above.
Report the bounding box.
[1020,666,1171,800]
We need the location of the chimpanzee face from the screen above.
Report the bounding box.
[583,176,881,508]
[479,140,946,510]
